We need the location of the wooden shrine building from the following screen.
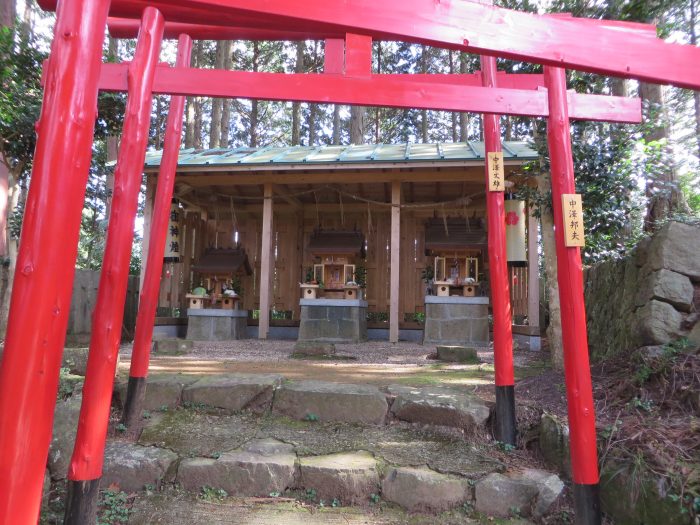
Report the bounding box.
[143,141,541,344]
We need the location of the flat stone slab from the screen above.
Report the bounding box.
[293,341,336,356]
[116,374,199,412]
[298,451,379,504]
[178,438,298,496]
[474,469,563,518]
[272,380,388,425]
[182,373,284,414]
[387,384,490,432]
[101,442,178,492]
[381,466,471,513]
[153,338,194,356]
[436,346,481,363]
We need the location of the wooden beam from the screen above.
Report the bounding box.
[259,183,274,339]
[95,61,643,124]
[174,167,493,186]
[527,205,540,334]
[273,184,302,210]
[87,0,700,90]
[390,181,401,343]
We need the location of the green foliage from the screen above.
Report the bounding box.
[97,489,129,525]
[353,265,367,288]
[303,412,320,422]
[303,488,317,501]
[199,486,228,502]
[0,26,46,177]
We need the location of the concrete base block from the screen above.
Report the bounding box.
[298,302,367,343]
[423,298,489,346]
[186,309,248,341]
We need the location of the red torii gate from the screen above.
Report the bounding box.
[1,0,698,523]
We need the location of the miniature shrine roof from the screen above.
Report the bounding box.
[424,218,488,252]
[142,141,537,171]
[192,247,253,276]
[307,230,366,258]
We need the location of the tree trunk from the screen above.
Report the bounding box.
[420,46,428,143]
[639,81,687,231]
[459,53,469,141]
[220,41,233,147]
[291,42,304,145]
[209,41,227,149]
[185,97,196,148]
[350,106,365,144]
[375,42,382,143]
[332,105,341,145]
[536,173,564,370]
[249,42,260,147]
[0,0,15,28]
[0,173,20,338]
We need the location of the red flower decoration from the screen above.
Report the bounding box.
[505,211,520,225]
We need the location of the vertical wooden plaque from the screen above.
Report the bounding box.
[488,151,505,192]
[561,193,585,247]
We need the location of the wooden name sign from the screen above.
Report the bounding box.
[562,194,585,247]
[487,151,505,192]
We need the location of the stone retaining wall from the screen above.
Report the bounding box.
[584,221,700,361]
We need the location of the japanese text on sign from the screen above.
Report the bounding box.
[561,194,585,247]
[488,151,505,192]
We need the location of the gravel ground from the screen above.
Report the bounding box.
[120,339,535,367]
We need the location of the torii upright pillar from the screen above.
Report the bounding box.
[545,65,601,525]
[63,9,164,523]
[121,34,194,428]
[481,55,517,446]
[0,0,110,522]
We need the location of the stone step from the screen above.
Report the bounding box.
[113,373,493,432]
[182,373,284,414]
[298,451,379,504]
[101,442,178,492]
[129,492,530,525]
[126,407,563,517]
[115,374,199,412]
[179,438,297,496]
[272,380,388,425]
[386,384,491,432]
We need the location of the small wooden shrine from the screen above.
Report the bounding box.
[423,218,490,347]
[424,218,487,297]
[186,247,253,310]
[301,230,366,300]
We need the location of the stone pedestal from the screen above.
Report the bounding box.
[298,299,367,343]
[423,296,489,346]
[186,309,248,341]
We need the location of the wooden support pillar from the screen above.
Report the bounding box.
[527,205,540,332]
[259,183,274,339]
[0,0,110,521]
[480,55,517,446]
[121,34,193,430]
[545,65,601,525]
[389,181,401,343]
[64,9,164,523]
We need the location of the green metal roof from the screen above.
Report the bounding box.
[143,141,538,169]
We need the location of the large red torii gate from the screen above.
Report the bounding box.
[1,1,697,523]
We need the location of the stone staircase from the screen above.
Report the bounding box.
[48,373,566,522]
